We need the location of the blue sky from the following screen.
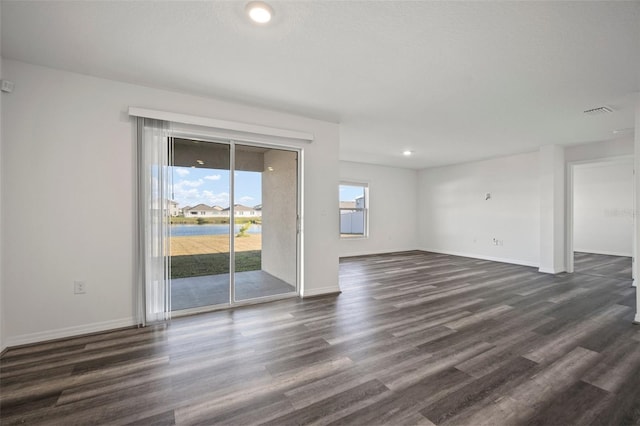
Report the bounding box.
[171,166,262,208]
[339,185,365,202]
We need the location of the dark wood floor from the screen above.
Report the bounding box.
[574,251,633,281]
[1,251,639,425]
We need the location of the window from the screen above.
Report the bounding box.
[339,182,368,238]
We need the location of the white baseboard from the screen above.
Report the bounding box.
[301,285,341,298]
[419,248,539,268]
[5,317,136,348]
[574,249,632,257]
[340,248,420,258]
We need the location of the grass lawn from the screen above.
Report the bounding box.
[171,250,261,278]
[170,234,261,256]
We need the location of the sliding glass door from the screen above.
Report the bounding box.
[169,138,231,311]
[163,138,298,314]
[234,145,298,302]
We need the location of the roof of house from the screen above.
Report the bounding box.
[185,203,216,211]
[222,204,255,212]
[340,201,356,209]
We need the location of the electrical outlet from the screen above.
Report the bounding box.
[74,280,86,294]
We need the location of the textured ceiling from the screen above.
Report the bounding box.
[2,1,639,169]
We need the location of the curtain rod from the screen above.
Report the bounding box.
[129,107,314,142]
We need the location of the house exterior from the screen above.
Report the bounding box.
[210,205,226,216]
[168,200,180,217]
[339,201,356,210]
[222,204,262,217]
[182,203,220,217]
[152,200,181,216]
[181,204,261,217]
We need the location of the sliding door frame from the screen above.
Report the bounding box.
[168,131,303,317]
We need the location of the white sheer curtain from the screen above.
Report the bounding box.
[137,118,172,325]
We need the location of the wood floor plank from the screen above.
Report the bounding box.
[523,304,631,364]
[124,410,176,426]
[380,341,494,391]
[284,369,375,410]
[330,367,472,426]
[261,379,390,426]
[447,346,602,426]
[582,335,640,393]
[420,356,539,425]
[522,380,613,426]
[1,250,638,425]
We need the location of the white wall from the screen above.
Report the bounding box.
[573,161,634,257]
[539,145,566,274]
[339,161,418,257]
[262,149,298,286]
[418,152,540,267]
[565,136,634,163]
[1,59,340,346]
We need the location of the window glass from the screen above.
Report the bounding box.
[339,183,368,238]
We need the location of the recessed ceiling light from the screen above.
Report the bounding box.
[246,1,273,24]
[403,150,413,156]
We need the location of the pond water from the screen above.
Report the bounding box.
[171,224,262,237]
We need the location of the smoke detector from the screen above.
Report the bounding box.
[583,106,613,115]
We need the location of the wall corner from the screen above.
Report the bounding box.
[539,145,566,275]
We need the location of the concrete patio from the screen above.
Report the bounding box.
[171,270,296,311]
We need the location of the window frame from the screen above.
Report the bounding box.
[339,181,369,239]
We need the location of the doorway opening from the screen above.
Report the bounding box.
[567,157,634,281]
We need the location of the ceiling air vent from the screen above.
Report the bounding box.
[583,106,613,115]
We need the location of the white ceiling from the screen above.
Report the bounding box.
[2,1,639,169]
